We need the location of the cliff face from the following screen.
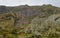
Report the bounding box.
[19,6,36,17]
[11,5,39,17]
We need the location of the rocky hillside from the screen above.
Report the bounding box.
[0,4,60,38]
[0,4,60,17]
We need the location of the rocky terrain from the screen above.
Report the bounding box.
[0,4,60,38]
